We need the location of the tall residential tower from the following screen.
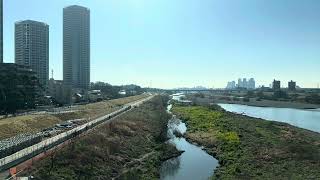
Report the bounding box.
[15,20,49,87]
[63,5,90,90]
[0,0,3,63]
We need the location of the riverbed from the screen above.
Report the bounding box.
[219,103,320,133]
[160,96,219,180]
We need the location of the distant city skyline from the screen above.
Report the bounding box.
[226,78,255,90]
[2,0,320,88]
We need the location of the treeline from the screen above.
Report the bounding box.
[247,90,320,104]
[90,82,144,99]
[0,74,42,114]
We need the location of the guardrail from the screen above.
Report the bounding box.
[0,95,154,172]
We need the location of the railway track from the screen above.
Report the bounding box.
[0,95,154,174]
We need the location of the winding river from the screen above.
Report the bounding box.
[160,95,219,180]
[219,104,320,133]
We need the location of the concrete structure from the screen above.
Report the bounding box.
[288,80,296,91]
[63,5,90,91]
[15,20,49,88]
[273,79,281,91]
[0,0,3,63]
[48,79,64,103]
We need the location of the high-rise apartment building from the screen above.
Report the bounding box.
[288,80,296,91]
[15,20,49,87]
[0,0,3,63]
[63,5,90,90]
[238,78,242,88]
[243,78,247,88]
[273,79,281,91]
[248,78,256,89]
[236,78,255,89]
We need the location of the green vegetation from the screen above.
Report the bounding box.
[0,71,42,114]
[90,82,144,99]
[23,95,177,179]
[172,104,320,179]
[305,93,320,104]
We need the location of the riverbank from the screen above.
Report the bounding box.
[190,96,320,110]
[172,104,320,179]
[0,94,149,140]
[21,95,179,179]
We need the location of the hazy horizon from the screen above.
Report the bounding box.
[3,0,320,88]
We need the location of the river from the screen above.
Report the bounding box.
[219,104,320,133]
[160,95,219,180]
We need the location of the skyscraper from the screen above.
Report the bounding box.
[243,78,248,88]
[288,80,296,91]
[248,78,256,89]
[63,5,90,90]
[238,78,242,88]
[15,20,49,87]
[0,0,3,63]
[272,79,281,91]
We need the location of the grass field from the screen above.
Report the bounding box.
[0,94,149,140]
[172,104,320,179]
[22,95,177,179]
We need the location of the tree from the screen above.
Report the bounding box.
[273,90,288,99]
[305,93,320,104]
[246,91,255,98]
[0,70,41,114]
[257,91,264,98]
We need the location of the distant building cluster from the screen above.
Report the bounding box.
[272,79,297,91]
[0,0,90,104]
[226,78,255,89]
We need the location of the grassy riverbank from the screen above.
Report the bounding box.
[189,95,320,109]
[22,95,177,179]
[172,104,320,179]
[0,94,148,140]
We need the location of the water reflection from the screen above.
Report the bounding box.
[219,103,320,133]
[160,156,181,178]
[160,98,219,180]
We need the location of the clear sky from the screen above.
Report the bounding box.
[3,0,320,88]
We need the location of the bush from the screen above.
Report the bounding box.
[242,98,250,102]
[232,97,240,101]
[273,90,288,99]
[305,93,320,104]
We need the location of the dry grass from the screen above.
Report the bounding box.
[23,95,173,180]
[0,94,149,140]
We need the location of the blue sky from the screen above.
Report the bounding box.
[3,0,320,88]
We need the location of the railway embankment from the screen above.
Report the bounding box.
[21,95,179,179]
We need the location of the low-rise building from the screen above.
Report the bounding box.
[48,78,64,104]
